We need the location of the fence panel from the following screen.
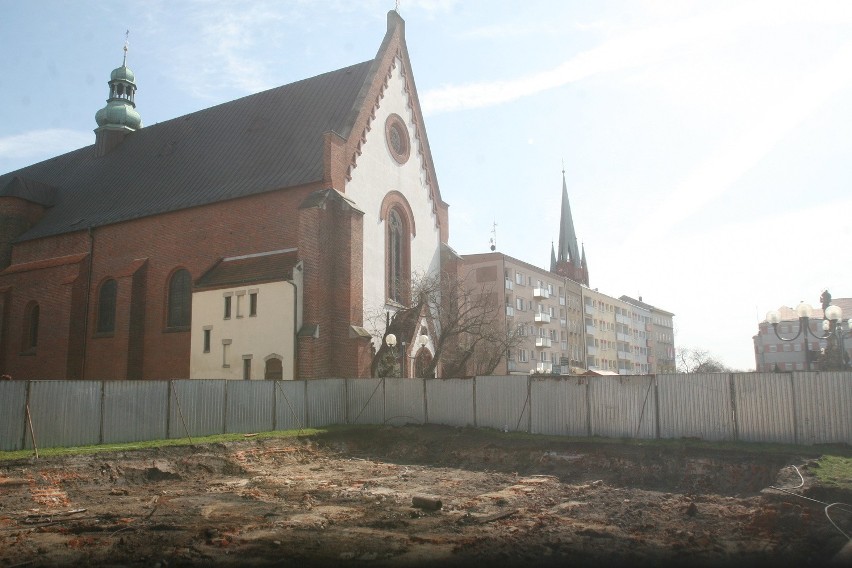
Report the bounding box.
[475,375,530,432]
[225,381,275,434]
[169,380,226,439]
[793,372,852,445]
[274,380,307,431]
[306,379,346,428]
[384,378,426,426]
[530,376,588,436]
[733,373,796,444]
[27,381,102,449]
[347,378,384,425]
[588,375,656,439]
[657,373,734,441]
[0,381,27,451]
[425,378,475,427]
[103,381,169,444]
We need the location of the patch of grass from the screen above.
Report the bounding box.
[0,428,326,462]
[811,455,852,491]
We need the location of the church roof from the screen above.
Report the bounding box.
[0,59,375,242]
[195,249,300,289]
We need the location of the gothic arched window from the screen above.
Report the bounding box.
[387,208,410,304]
[96,279,117,334]
[167,269,192,329]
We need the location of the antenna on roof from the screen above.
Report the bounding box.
[123,30,130,66]
[489,221,498,252]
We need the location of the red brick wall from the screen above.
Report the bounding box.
[1,185,330,380]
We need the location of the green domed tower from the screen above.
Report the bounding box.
[95,37,142,156]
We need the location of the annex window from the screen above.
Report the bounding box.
[23,301,39,353]
[242,355,252,380]
[249,291,258,317]
[96,279,117,334]
[223,294,232,319]
[167,269,192,328]
[203,327,212,354]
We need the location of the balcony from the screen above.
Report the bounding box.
[534,312,551,324]
[586,345,597,356]
[535,337,552,348]
[535,362,553,374]
[505,305,514,317]
[616,332,631,342]
[586,325,597,335]
[505,279,514,291]
[533,287,550,299]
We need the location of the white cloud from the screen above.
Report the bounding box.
[0,129,92,167]
[627,39,852,245]
[420,1,852,115]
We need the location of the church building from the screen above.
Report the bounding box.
[0,11,448,380]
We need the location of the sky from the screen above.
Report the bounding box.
[2,0,851,371]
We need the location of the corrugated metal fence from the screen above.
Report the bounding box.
[1,372,850,451]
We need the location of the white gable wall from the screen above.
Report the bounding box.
[346,59,442,343]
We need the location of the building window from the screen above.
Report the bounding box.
[236,291,245,318]
[96,279,117,334]
[167,269,191,328]
[242,356,252,380]
[224,295,232,319]
[387,208,410,304]
[222,339,232,368]
[23,301,39,353]
[203,328,211,353]
[249,292,258,317]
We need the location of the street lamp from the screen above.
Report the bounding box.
[765,301,852,370]
[384,333,406,378]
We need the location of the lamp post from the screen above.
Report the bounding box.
[765,300,852,371]
[384,333,406,378]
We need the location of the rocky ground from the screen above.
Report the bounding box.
[0,424,850,568]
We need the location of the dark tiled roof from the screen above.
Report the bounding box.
[0,61,375,242]
[0,176,57,206]
[195,249,300,289]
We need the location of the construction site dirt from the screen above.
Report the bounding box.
[1,424,850,568]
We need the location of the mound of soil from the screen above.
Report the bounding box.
[0,424,849,567]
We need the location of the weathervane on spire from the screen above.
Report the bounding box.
[489,221,498,251]
[123,30,130,66]
[395,0,400,13]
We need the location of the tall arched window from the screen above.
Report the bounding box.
[387,208,410,304]
[167,269,191,328]
[23,301,39,352]
[96,279,117,334]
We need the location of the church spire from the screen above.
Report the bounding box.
[557,167,580,265]
[552,166,589,285]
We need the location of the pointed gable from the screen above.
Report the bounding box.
[338,10,449,243]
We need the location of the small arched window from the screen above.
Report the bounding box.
[167,269,192,329]
[23,301,39,352]
[97,279,117,334]
[387,208,410,304]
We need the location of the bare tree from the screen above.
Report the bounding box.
[367,270,524,378]
[676,347,731,374]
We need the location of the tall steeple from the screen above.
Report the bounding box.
[556,168,580,265]
[551,167,589,285]
[94,31,142,157]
